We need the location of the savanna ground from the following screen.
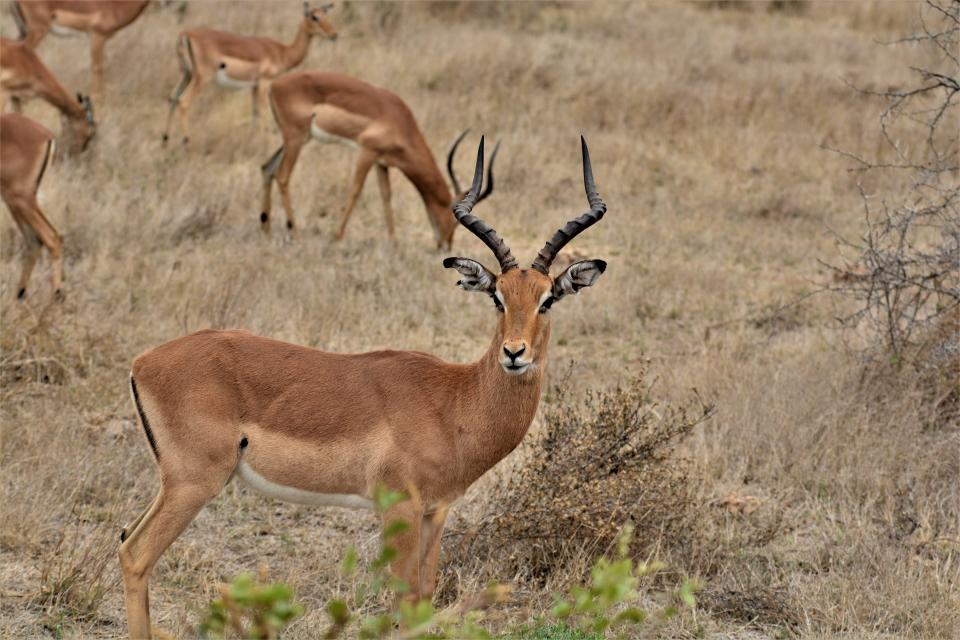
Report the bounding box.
[1,1,957,638]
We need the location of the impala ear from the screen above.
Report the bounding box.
[303,2,310,16]
[552,259,607,300]
[443,257,497,293]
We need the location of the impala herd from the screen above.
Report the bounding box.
[2,3,613,638]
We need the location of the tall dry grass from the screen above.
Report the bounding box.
[1,1,956,638]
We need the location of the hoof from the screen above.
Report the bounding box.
[182,136,189,145]
[260,211,268,223]
[286,220,294,230]
[54,288,64,302]
[161,134,169,143]
[16,287,26,300]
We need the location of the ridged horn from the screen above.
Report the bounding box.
[452,136,517,272]
[530,136,606,274]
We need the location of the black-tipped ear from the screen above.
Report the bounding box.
[303,1,310,16]
[443,257,497,293]
[552,259,607,300]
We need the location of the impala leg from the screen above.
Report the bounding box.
[259,145,285,234]
[119,482,220,639]
[274,140,304,238]
[417,507,449,602]
[89,33,107,103]
[163,69,192,145]
[10,196,61,299]
[383,501,424,603]
[252,80,271,132]
[334,148,377,242]
[375,164,396,241]
[173,75,207,146]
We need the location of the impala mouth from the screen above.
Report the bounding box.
[501,361,531,376]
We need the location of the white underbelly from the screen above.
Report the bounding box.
[214,68,257,90]
[51,23,85,37]
[310,120,359,149]
[235,460,374,510]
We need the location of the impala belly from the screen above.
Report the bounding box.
[236,460,374,510]
[309,120,359,148]
[214,64,258,90]
[49,12,92,37]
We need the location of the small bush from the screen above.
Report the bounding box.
[453,368,713,582]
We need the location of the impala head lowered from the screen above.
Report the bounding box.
[444,136,608,376]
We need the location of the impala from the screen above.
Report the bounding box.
[1,38,95,155]
[11,0,150,100]
[162,3,337,145]
[119,137,608,638]
[1,113,63,299]
[260,71,499,246]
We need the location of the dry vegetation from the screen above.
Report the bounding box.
[1,1,957,638]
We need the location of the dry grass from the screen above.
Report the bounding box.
[1,1,957,638]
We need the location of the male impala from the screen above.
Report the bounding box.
[0,38,95,155]
[1,113,63,299]
[119,137,607,638]
[162,3,337,145]
[260,71,498,246]
[11,0,150,100]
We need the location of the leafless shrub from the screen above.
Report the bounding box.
[828,1,959,380]
[450,367,714,585]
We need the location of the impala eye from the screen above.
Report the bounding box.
[539,296,555,314]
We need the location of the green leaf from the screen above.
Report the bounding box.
[340,547,359,576]
[550,600,573,619]
[327,599,350,625]
[613,607,646,625]
[383,520,410,539]
[373,485,407,512]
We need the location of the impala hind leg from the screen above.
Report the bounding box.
[162,69,192,145]
[334,148,378,241]
[375,164,396,241]
[260,145,285,233]
[273,140,305,238]
[119,480,224,639]
[9,196,62,299]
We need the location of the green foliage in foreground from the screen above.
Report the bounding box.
[199,490,699,638]
[199,573,304,639]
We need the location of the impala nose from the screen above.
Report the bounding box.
[503,345,526,362]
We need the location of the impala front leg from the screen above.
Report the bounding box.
[335,148,377,241]
[89,33,107,103]
[375,164,396,241]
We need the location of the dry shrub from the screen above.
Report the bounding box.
[451,368,713,585]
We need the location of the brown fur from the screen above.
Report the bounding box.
[13,0,150,100]
[260,71,465,246]
[118,267,567,639]
[0,38,95,155]
[0,113,61,299]
[161,6,337,144]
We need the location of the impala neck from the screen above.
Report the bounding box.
[403,152,457,245]
[457,322,550,486]
[281,21,313,70]
[40,80,85,121]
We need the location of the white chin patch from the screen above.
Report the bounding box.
[501,361,531,376]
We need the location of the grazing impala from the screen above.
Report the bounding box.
[0,38,95,155]
[260,71,499,246]
[162,3,337,145]
[119,137,607,638]
[1,113,62,299]
[11,0,150,100]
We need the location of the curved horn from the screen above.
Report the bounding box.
[475,138,500,204]
[530,136,606,274]
[453,137,518,273]
[446,129,470,196]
